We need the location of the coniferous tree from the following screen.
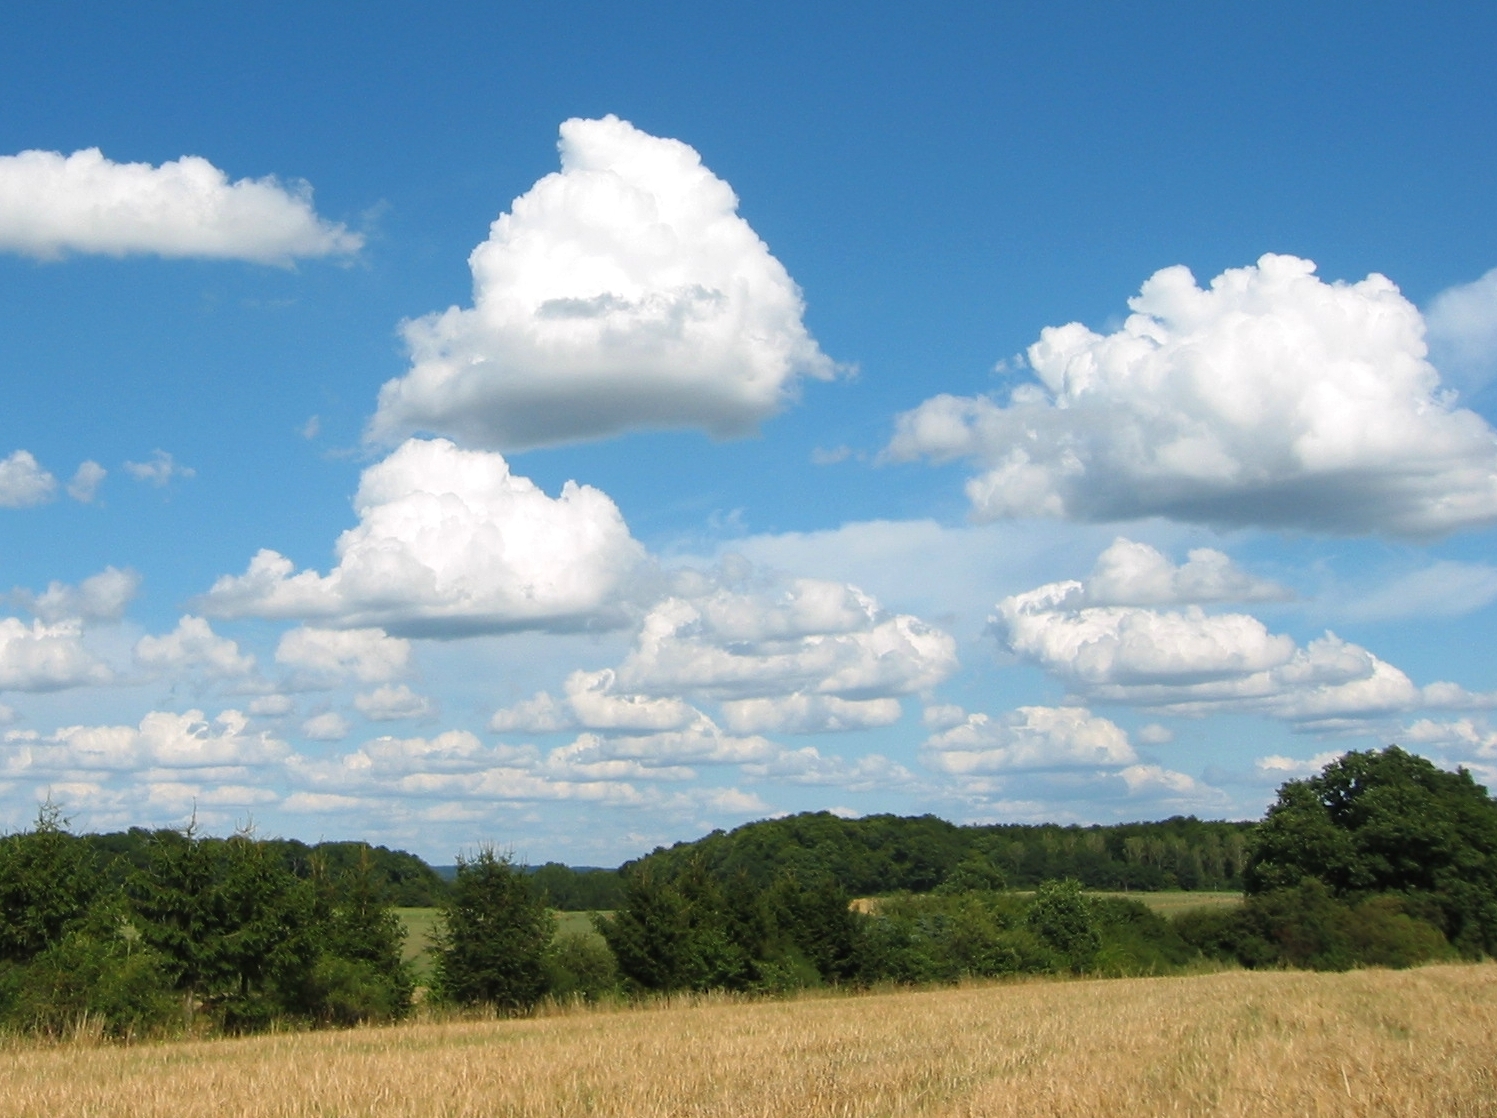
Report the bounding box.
[432,847,553,1011]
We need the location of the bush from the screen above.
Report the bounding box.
[1026,880,1101,972]
[0,933,177,1038]
[544,932,618,1001]
[1174,880,1454,971]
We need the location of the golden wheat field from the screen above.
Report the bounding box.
[2,965,1494,1117]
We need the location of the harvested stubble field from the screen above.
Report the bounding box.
[2,964,1494,1117]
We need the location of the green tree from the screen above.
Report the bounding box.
[0,804,108,965]
[1246,746,1497,955]
[125,827,322,1031]
[313,845,415,1024]
[432,847,553,1011]
[597,860,750,993]
[1026,879,1100,972]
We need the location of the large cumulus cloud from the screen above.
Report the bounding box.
[888,254,1497,536]
[0,148,360,263]
[368,115,836,451]
[199,438,648,636]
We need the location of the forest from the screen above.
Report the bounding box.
[0,746,1493,1037]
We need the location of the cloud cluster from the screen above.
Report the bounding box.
[3,710,287,774]
[888,255,1497,536]
[16,567,140,623]
[368,115,835,451]
[0,148,361,263]
[275,627,410,684]
[919,703,1223,810]
[134,616,255,679]
[993,540,1495,729]
[200,438,648,636]
[0,617,110,692]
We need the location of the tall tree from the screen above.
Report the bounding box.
[432,847,553,1011]
[1246,747,1497,955]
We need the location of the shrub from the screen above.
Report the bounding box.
[0,933,177,1038]
[544,932,618,1002]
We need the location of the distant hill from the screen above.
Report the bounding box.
[628,812,1256,895]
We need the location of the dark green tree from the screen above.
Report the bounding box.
[0,803,109,965]
[125,827,322,1031]
[432,847,553,1011]
[597,860,749,993]
[1246,746,1497,955]
[313,845,415,1024]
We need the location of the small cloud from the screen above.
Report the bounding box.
[301,711,350,741]
[922,703,967,730]
[300,416,321,440]
[0,450,57,508]
[66,460,106,503]
[1136,723,1174,745]
[811,445,853,466]
[123,450,195,487]
[249,694,295,717]
[354,684,433,721]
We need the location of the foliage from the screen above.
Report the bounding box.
[544,932,619,1001]
[85,829,449,906]
[312,845,415,1024]
[1246,746,1497,955]
[432,847,553,1012]
[0,804,109,965]
[0,932,178,1038]
[1176,879,1455,971]
[631,811,1255,897]
[1026,879,1101,972]
[125,827,324,1032]
[530,863,626,911]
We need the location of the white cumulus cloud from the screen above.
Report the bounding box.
[888,254,1497,537]
[275,627,411,685]
[368,114,835,451]
[134,616,255,678]
[354,684,433,721]
[66,461,106,503]
[993,544,1497,728]
[0,451,56,508]
[1426,267,1497,393]
[0,148,361,263]
[301,711,350,742]
[0,618,111,692]
[18,566,140,623]
[200,438,648,636]
[3,709,287,773]
[921,705,1137,774]
[123,450,194,487]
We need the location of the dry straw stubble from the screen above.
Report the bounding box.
[1,964,1494,1117]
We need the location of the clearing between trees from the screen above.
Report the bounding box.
[0,964,1491,1117]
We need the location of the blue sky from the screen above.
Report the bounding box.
[2,1,1496,863]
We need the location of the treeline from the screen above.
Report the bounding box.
[81,828,449,906]
[631,812,1257,894]
[3,746,1494,1038]
[0,815,414,1037]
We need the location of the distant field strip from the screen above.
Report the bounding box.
[2,964,1492,1117]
